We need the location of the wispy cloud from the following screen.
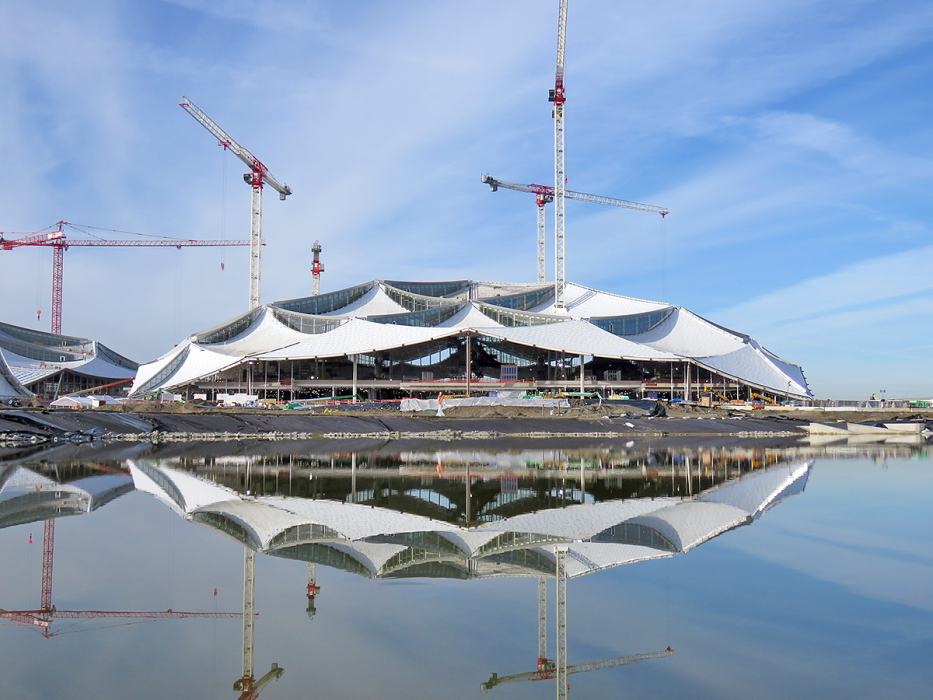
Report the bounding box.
[716,244,933,328]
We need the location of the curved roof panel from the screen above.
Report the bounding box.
[315,283,406,318]
[695,344,810,396]
[635,308,746,357]
[1,321,136,394]
[531,282,669,319]
[254,318,461,361]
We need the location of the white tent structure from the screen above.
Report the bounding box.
[130,280,811,401]
[129,458,811,580]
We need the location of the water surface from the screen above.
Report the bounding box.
[1,441,930,699]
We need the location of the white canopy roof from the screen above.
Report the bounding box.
[129,279,812,398]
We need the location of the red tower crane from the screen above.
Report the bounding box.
[0,221,250,335]
[481,175,668,284]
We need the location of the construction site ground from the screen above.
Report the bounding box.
[1,401,929,439]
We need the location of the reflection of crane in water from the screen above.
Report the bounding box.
[481,648,674,691]
[306,563,320,620]
[234,548,284,700]
[481,549,673,697]
[0,519,241,638]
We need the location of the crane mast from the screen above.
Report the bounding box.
[180,96,292,311]
[481,175,668,284]
[555,547,568,700]
[233,547,283,700]
[306,562,320,619]
[481,547,673,696]
[550,0,569,308]
[240,548,256,691]
[310,242,324,297]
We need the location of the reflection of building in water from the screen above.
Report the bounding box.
[128,457,812,582]
[131,455,808,699]
[0,464,136,632]
[0,464,134,529]
[172,446,800,526]
[0,465,245,640]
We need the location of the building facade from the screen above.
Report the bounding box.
[130,280,811,402]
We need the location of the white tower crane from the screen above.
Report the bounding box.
[550,0,569,308]
[180,96,292,311]
[481,175,668,284]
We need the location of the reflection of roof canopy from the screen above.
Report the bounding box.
[130,280,811,398]
[0,466,134,529]
[130,458,811,580]
[0,321,137,398]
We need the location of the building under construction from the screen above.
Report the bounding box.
[130,279,811,402]
[0,321,138,401]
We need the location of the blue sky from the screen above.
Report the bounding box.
[1,0,931,399]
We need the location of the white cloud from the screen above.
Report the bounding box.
[716,244,933,328]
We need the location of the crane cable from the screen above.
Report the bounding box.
[36,255,43,324]
[220,146,228,271]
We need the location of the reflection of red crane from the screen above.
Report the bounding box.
[0,221,250,335]
[0,518,242,638]
[306,562,320,620]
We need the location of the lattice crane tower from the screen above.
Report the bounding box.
[180,96,292,311]
[550,0,569,308]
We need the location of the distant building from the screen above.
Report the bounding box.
[130,280,811,402]
[0,321,138,401]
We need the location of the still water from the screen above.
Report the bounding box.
[1,441,931,700]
